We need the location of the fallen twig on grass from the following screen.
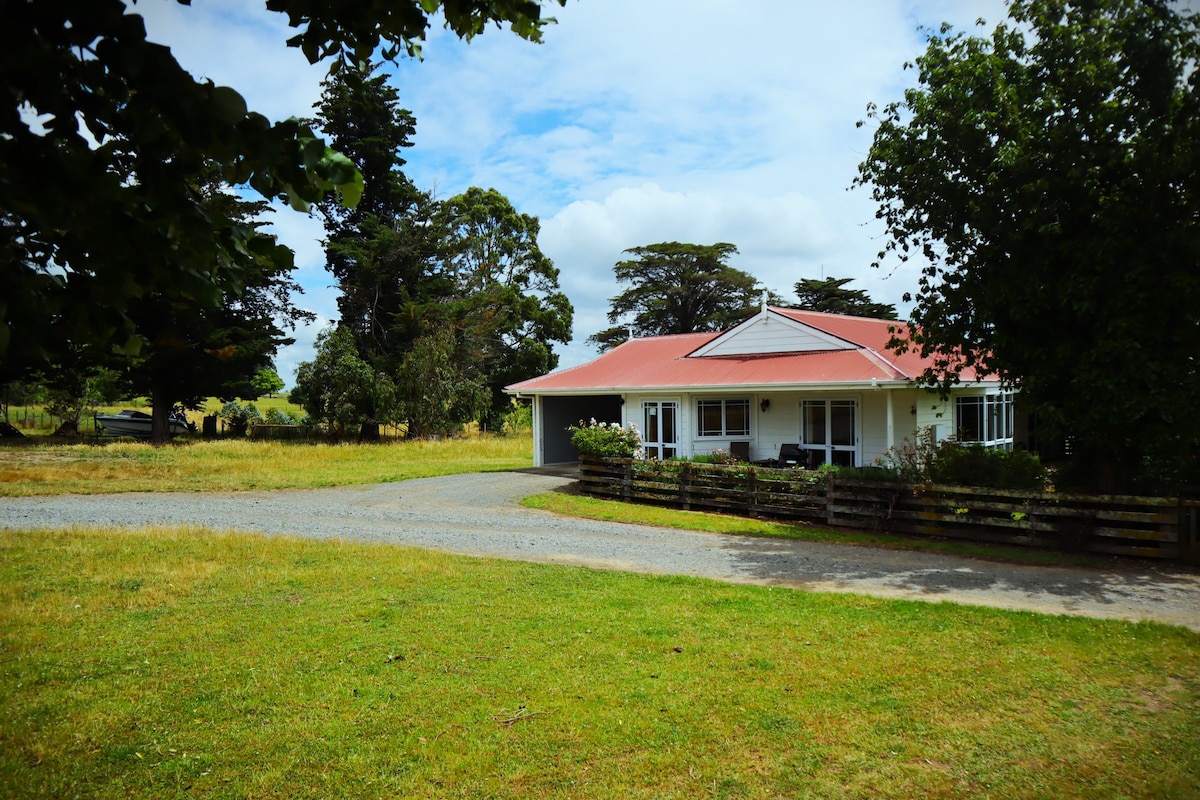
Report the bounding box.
[493,706,550,727]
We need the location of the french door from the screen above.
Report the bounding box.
[642,400,679,460]
[800,399,858,467]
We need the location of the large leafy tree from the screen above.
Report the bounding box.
[119,174,314,439]
[588,242,766,351]
[855,0,1200,491]
[309,63,448,361]
[394,328,489,438]
[439,187,573,425]
[312,67,570,431]
[293,326,396,441]
[790,276,897,319]
[0,0,562,376]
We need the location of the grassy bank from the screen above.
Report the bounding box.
[522,492,1117,568]
[1,526,1197,799]
[0,436,532,496]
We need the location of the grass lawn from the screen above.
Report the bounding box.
[0,436,532,496]
[1,526,1197,799]
[4,397,309,436]
[521,492,1120,569]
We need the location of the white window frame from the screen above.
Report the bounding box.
[955,391,1015,449]
[799,398,859,468]
[695,398,751,439]
[641,399,680,460]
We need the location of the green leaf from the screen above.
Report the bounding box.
[285,186,311,213]
[336,172,364,209]
[210,86,248,124]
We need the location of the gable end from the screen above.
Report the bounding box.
[688,310,857,358]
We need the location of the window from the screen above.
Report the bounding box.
[956,393,1014,448]
[696,399,750,437]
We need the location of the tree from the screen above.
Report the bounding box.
[790,277,897,319]
[855,0,1200,491]
[309,63,448,360]
[1,0,562,374]
[439,187,573,425]
[588,243,766,351]
[252,367,286,399]
[118,172,314,440]
[394,328,490,438]
[293,326,396,440]
[311,67,571,431]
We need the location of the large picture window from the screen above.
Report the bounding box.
[696,399,750,437]
[956,393,1014,448]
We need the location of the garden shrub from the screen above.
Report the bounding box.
[838,465,903,482]
[219,400,262,436]
[263,407,297,425]
[930,443,1047,491]
[875,427,1047,491]
[676,449,736,464]
[569,419,642,458]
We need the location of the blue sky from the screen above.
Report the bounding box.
[137,0,1012,387]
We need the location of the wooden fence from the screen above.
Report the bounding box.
[579,456,1197,563]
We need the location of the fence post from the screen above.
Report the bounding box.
[680,461,691,511]
[1181,499,1200,565]
[825,473,836,526]
[747,466,758,517]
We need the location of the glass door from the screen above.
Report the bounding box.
[800,399,858,467]
[642,400,679,460]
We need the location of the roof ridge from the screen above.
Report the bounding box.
[770,305,899,325]
[859,346,911,380]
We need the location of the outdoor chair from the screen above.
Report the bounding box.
[768,443,806,470]
[729,441,751,462]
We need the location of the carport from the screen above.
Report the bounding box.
[531,394,623,466]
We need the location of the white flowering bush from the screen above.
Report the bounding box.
[568,418,643,458]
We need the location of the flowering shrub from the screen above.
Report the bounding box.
[874,427,940,483]
[568,419,643,458]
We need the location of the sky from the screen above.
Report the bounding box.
[137,0,1014,387]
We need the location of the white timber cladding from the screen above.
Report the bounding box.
[687,313,855,358]
[618,389,930,465]
[916,393,954,443]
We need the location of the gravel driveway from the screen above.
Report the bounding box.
[3,471,1198,631]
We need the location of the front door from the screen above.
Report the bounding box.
[642,400,679,460]
[801,399,858,467]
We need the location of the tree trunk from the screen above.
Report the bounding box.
[150,391,172,444]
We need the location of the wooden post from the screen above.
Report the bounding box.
[680,461,691,511]
[1181,500,1200,565]
[747,467,758,517]
[825,472,836,526]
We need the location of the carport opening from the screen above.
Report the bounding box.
[541,395,623,465]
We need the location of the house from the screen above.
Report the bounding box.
[506,305,1022,467]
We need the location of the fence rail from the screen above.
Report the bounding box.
[579,457,1195,563]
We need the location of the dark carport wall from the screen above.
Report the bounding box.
[539,395,623,465]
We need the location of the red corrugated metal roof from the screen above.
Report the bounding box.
[508,308,987,393]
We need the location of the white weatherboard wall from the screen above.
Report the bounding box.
[621,388,933,466]
[690,314,855,358]
[916,393,954,443]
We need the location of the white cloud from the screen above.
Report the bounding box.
[130,0,1011,373]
